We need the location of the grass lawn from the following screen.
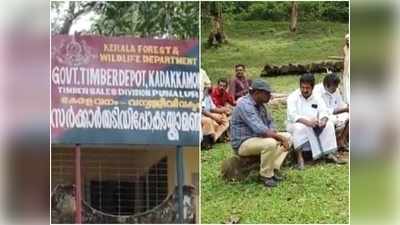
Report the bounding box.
[201,20,349,224]
[201,20,348,84]
[201,144,349,224]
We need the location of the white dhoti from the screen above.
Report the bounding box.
[287,121,337,159]
[329,112,349,129]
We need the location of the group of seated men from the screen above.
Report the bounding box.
[201,64,251,149]
[201,65,349,188]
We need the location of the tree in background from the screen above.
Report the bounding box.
[289,1,298,32]
[202,1,348,23]
[201,1,348,43]
[51,1,198,39]
[51,1,100,35]
[92,1,198,39]
[206,2,228,46]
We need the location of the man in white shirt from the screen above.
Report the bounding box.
[286,73,345,170]
[341,33,350,104]
[201,76,230,149]
[313,73,349,149]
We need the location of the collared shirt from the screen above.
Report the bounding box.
[286,89,329,124]
[229,76,252,100]
[211,87,235,107]
[230,94,275,150]
[313,83,346,114]
[200,69,211,101]
[342,45,350,104]
[202,94,216,113]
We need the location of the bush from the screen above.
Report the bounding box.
[240,2,290,21]
[320,2,349,22]
[228,1,348,23]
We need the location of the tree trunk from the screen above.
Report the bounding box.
[289,1,298,33]
[208,3,227,46]
[58,2,97,35]
[60,17,74,34]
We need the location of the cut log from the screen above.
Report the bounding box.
[280,65,290,74]
[297,64,307,74]
[221,155,260,182]
[221,149,298,182]
[261,60,344,77]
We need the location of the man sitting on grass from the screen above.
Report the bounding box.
[211,78,236,115]
[201,81,230,150]
[230,79,292,188]
[286,73,346,170]
[313,73,349,150]
[229,64,252,101]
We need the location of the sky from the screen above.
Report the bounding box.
[69,11,99,34]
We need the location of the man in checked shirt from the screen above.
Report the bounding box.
[230,79,292,188]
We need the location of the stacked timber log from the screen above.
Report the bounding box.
[261,60,343,77]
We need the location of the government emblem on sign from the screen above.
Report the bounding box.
[52,35,97,66]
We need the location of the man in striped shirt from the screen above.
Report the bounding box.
[230,79,292,188]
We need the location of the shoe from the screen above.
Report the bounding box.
[260,177,278,188]
[273,174,284,182]
[325,153,347,164]
[272,169,284,181]
[201,135,213,150]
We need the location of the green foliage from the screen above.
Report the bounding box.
[91,2,199,38]
[300,2,349,23]
[51,1,64,34]
[241,2,290,21]
[202,1,348,23]
[319,2,349,23]
[51,1,198,38]
[201,2,238,28]
[51,1,100,35]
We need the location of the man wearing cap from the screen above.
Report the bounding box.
[230,79,292,188]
